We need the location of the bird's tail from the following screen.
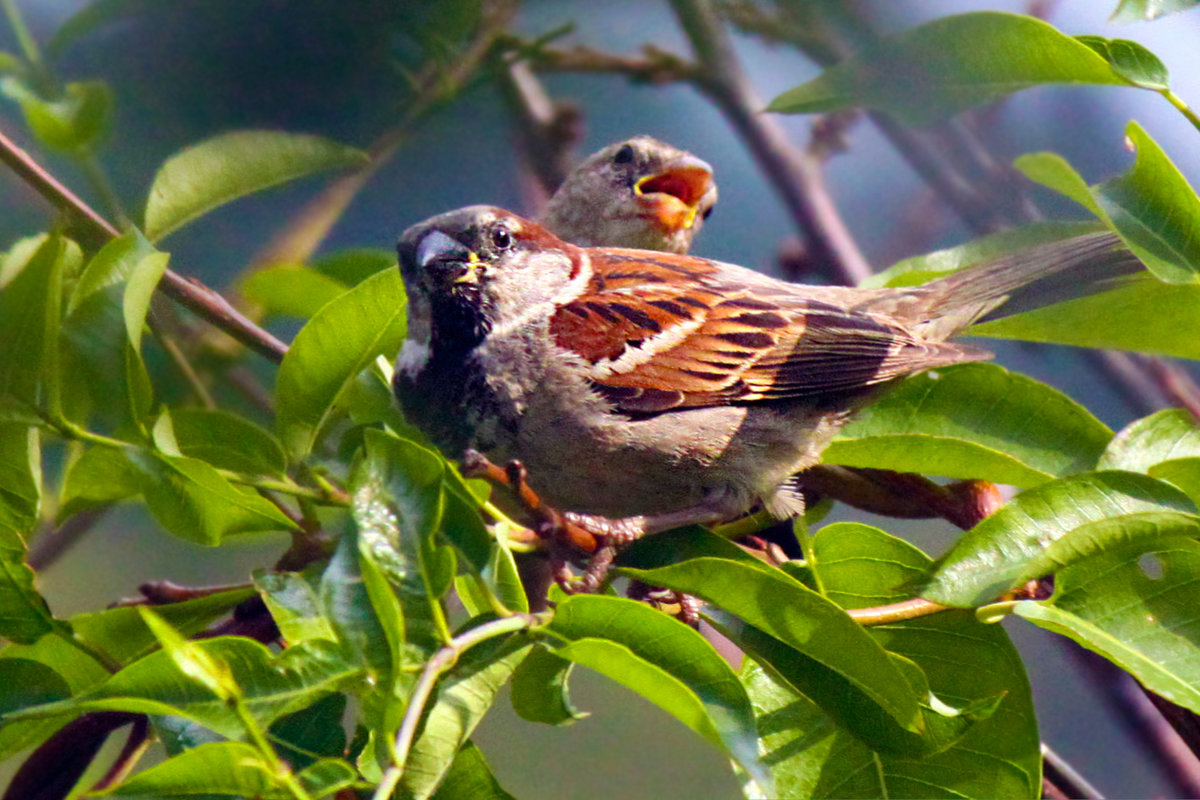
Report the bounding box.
[882,231,1146,341]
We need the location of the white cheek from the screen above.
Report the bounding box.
[396,338,431,377]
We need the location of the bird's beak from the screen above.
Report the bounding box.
[634,154,715,232]
[416,230,480,285]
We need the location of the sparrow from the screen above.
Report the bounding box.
[537,136,718,255]
[393,207,1142,538]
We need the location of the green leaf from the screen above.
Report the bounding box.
[319,529,400,676]
[241,264,349,319]
[1101,408,1200,472]
[0,423,40,538]
[545,594,767,790]
[314,247,395,286]
[619,529,924,736]
[400,629,533,800]
[1,78,112,153]
[275,268,407,460]
[768,11,1132,125]
[972,271,1200,358]
[143,130,367,242]
[924,470,1200,606]
[1097,123,1200,282]
[746,524,1039,799]
[61,232,159,425]
[509,644,587,725]
[98,740,355,798]
[0,632,108,760]
[431,741,516,800]
[1075,36,1169,89]
[123,447,297,545]
[170,408,287,477]
[0,658,71,715]
[351,429,450,652]
[257,568,338,646]
[1014,537,1200,713]
[1110,0,1200,23]
[70,587,255,666]
[49,0,164,55]
[59,444,140,518]
[122,251,171,354]
[0,235,67,413]
[1017,123,1200,284]
[825,364,1111,486]
[863,220,1105,289]
[0,426,55,645]
[11,638,360,739]
[269,693,348,771]
[1100,408,1200,505]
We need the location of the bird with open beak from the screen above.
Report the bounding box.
[538,136,717,254]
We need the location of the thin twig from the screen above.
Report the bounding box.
[669,0,873,283]
[0,124,289,362]
[1043,743,1106,799]
[28,506,109,571]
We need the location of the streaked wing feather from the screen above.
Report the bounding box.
[549,250,988,413]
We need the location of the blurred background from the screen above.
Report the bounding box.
[3,0,1200,796]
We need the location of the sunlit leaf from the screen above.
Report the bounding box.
[275,269,406,460]
[123,447,297,545]
[400,628,533,800]
[746,523,1039,799]
[768,12,1135,125]
[619,528,923,736]
[545,594,767,790]
[924,470,1200,606]
[1015,536,1200,713]
[1016,123,1200,284]
[10,638,360,739]
[143,130,367,242]
[826,364,1111,485]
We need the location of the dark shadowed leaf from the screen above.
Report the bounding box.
[270,693,349,771]
[431,741,516,800]
[510,644,587,725]
[10,638,360,739]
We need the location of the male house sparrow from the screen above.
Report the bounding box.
[538,136,717,254]
[394,206,1142,537]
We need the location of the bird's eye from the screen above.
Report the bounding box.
[491,225,512,251]
[612,143,635,165]
[702,206,714,221]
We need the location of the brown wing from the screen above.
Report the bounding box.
[549,249,988,414]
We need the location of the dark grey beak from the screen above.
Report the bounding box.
[416,230,468,267]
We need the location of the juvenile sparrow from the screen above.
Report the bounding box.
[538,136,717,254]
[393,206,1142,537]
